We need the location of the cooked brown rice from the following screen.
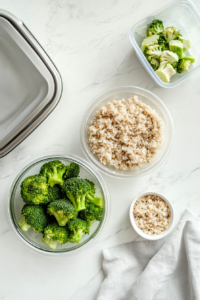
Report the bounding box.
[133,195,170,236]
[88,96,164,170]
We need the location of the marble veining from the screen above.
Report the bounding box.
[1,0,200,299]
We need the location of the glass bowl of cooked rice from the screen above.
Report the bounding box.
[80,86,174,178]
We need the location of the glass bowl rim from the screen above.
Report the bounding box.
[80,85,174,178]
[5,152,111,256]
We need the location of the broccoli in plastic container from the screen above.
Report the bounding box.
[156,62,176,83]
[177,56,195,73]
[162,27,181,43]
[146,45,163,59]
[140,19,195,83]
[169,40,183,59]
[147,19,164,36]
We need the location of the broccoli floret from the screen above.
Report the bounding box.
[47,199,77,226]
[162,27,181,43]
[85,179,95,193]
[155,62,176,83]
[169,40,183,58]
[19,204,48,233]
[85,185,103,207]
[177,55,195,73]
[64,162,80,180]
[48,185,63,202]
[40,160,66,187]
[62,178,91,211]
[158,36,169,51]
[182,55,195,63]
[140,35,159,52]
[68,218,89,244]
[149,58,160,71]
[179,37,191,52]
[85,180,103,207]
[79,202,103,226]
[42,222,69,249]
[171,61,178,68]
[177,59,192,73]
[147,19,164,36]
[160,50,179,64]
[143,46,152,62]
[21,175,49,205]
[146,45,163,59]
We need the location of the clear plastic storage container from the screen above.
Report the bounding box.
[129,0,200,88]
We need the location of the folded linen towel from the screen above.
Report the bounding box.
[97,210,200,300]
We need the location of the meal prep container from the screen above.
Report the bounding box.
[80,86,174,179]
[129,0,200,88]
[5,154,110,255]
[0,10,62,157]
[129,191,174,240]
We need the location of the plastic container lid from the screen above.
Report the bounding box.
[0,10,62,157]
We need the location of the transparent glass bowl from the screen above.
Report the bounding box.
[5,154,110,255]
[80,86,174,178]
[129,0,200,88]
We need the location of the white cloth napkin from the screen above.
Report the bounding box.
[97,210,200,300]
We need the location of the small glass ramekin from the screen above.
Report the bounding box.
[5,153,110,255]
[129,0,200,88]
[129,191,175,240]
[80,86,174,179]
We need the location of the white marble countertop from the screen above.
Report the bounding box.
[1,0,200,299]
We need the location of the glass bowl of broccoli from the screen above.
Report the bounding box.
[129,0,200,88]
[6,154,110,255]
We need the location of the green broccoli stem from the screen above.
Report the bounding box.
[70,229,84,244]
[86,193,103,207]
[77,195,86,211]
[19,217,31,232]
[87,220,94,227]
[51,211,70,226]
[48,176,63,187]
[42,236,57,249]
[67,193,86,212]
